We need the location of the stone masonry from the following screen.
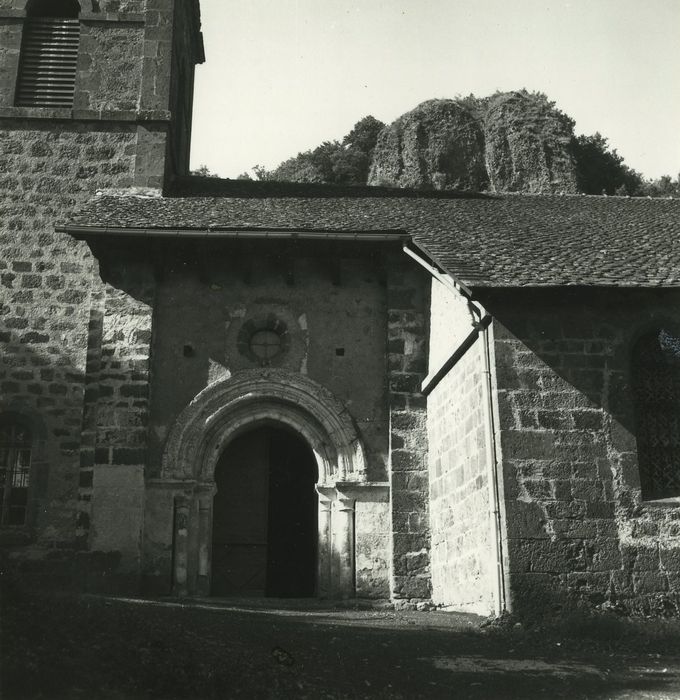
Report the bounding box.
[427,281,497,615]
[387,257,432,602]
[484,288,680,615]
[0,0,202,584]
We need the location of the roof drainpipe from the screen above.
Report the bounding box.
[402,243,508,617]
[467,300,509,618]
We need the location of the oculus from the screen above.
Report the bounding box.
[237,315,290,366]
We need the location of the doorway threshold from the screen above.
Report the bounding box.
[184,596,395,612]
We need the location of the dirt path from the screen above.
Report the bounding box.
[3,593,680,699]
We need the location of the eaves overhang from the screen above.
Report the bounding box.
[58,224,412,243]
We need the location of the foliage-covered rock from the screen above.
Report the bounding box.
[368,99,488,191]
[368,91,579,193]
[483,91,579,193]
[253,92,676,197]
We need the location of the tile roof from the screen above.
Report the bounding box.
[62,179,680,289]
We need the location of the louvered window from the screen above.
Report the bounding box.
[632,329,680,500]
[15,1,80,108]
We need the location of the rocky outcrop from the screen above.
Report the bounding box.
[483,92,578,193]
[368,91,580,193]
[368,100,488,191]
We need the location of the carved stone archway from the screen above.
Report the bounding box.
[157,369,368,598]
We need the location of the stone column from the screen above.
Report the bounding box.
[173,495,190,597]
[316,488,333,598]
[196,486,216,597]
[334,494,356,598]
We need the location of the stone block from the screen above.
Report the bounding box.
[660,548,680,572]
[509,572,561,615]
[500,429,556,460]
[389,373,422,393]
[392,489,427,512]
[510,538,586,574]
[523,478,552,500]
[633,572,669,595]
[572,409,604,431]
[91,464,144,573]
[550,518,598,540]
[504,500,548,538]
[571,479,601,502]
[585,501,615,519]
[391,450,424,472]
[587,539,623,571]
[622,544,660,572]
[392,533,429,558]
[537,410,572,430]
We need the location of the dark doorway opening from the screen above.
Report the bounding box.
[211,425,318,597]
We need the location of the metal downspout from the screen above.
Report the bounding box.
[403,243,508,616]
[470,302,508,616]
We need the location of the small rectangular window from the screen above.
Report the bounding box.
[0,419,32,527]
[632,329,680,500]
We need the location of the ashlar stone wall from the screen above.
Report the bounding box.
[483,288,680,615]
[427,281,498,615]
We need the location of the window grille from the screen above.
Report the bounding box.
[632,329,680,500]
[0,419,32,527]
[15,16,80,108]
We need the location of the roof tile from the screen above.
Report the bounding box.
[63,184,680,289]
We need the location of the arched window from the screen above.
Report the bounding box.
[0,416,32,526]
[632,329,680,500]
[15,0,81,108]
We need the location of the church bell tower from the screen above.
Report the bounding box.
[0,0,203,570]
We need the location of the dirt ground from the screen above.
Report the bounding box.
[2,590,680,699]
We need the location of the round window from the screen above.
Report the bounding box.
[249,329,283,361]
[237,314,290,365]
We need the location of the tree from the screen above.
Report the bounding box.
[572,133,643,196]
[268,116,386,185]
[342,115,384,153]
[334,115,385,184]
[190,164,220,178]
[640,173,680,197]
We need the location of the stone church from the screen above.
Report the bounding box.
[1,0,680,617]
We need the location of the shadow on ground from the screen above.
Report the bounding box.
[2,590,680,699]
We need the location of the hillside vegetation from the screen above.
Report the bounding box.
[233,91,677,197]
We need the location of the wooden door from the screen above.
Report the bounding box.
[212,429,270,596]
[211,426,318,597]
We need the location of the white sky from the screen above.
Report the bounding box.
[190,0,680,181]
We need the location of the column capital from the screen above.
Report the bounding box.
[197,483,217,500]
[336,495,355,513]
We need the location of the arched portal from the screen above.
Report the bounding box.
[211,424,318,597]
[158,369,368,598]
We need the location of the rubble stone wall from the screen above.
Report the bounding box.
[387,257,431,601]
[112,241,398,597]
[0,122,141,549]
[0,0,198,585]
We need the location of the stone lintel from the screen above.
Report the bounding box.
[317,481,389,499]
